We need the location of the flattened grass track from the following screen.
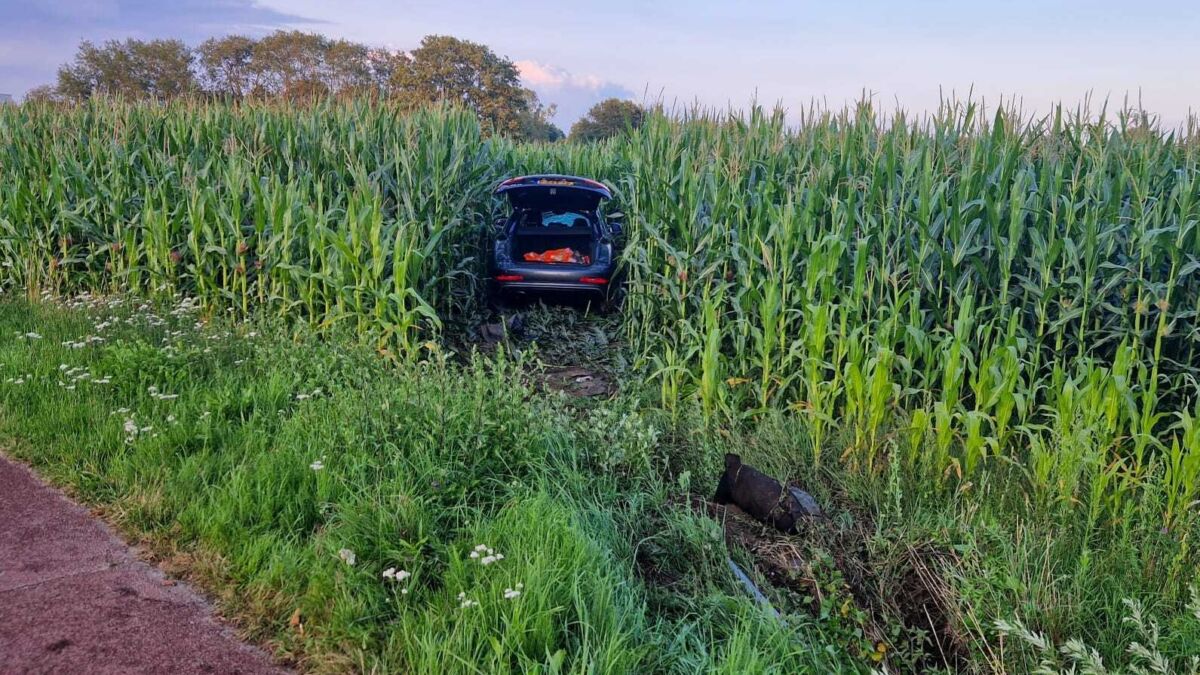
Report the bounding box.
[0,453,286,675]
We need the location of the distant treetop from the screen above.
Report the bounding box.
[569,98,645,142]
[39,31,564,142]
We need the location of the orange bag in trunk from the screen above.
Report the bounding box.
[524,248,589,264]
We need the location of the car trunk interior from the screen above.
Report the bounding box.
[509,210,598,265]
[512,232,597,263]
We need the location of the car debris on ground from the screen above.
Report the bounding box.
[713,453,822,534]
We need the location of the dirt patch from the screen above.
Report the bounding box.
[538,366,616,398]
[889,543,969,670]
[454,303,622,399]
[672,492,968,672]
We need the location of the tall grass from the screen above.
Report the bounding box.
[610,104,1199,533]
[0,297,870,673]
[2,98,1199,670]
[3,95,1198,519]
[0,100,498,353]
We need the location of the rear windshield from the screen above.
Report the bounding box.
[517,209,593,231]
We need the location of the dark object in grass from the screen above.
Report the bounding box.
[480,314,525,343]
[713,454,821,533]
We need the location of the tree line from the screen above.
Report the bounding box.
[26,32,644,142]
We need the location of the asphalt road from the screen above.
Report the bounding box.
[0,454,287,675]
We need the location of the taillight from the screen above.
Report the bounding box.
[579,276,608,285]
[579,178,609,191]
[495,274,523,282]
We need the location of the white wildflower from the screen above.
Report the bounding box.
[338,548,356,566]
[503,588,521,600]
[310,459,325,471]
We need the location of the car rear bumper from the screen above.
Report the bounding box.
[492,280,608,297]
[488,262,616,298]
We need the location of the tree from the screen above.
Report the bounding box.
[22,85,64,104]
[57,39,195,101]
[518,91,564,142]
[250,31,330,99]
[365,48,409,92]
[39,31,558,129]
[324,39,375,96]
[391,35,533,136]
[135,40,197,100]
[569,98,645,142]
[197,35,256,98]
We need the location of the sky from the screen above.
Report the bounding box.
[1,0,1197,129]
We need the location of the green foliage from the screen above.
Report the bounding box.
[519,90,566,143]
[0,100,497,354]
[391,35,534,137]
[995,588,1200,674]
[2,98,1200,672]
[0,298,862,673]
[195,31,401,101]
[41,32,558,141]
[569,98,645,142]
[57,39,196,101]
[196,35,257,98]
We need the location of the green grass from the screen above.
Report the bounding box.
[2,98,1199,672]
[0,297,880,673]
[3,295,1198,673]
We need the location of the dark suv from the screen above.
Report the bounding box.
[487,174,622,302]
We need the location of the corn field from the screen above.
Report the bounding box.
[1,99,1198,533]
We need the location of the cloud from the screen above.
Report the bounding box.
[516,60,637,130]
[517,61,606,91]
[0,0,314,97]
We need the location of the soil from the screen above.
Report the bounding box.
[458,299,624,400]
[644,491,969,672]
[538,366,617,397]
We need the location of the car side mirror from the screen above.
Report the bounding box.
[492,217,507,230]
[609,220,623,237]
